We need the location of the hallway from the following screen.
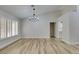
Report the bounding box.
[0,38,79,54]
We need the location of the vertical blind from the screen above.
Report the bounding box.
[0,16,19,39]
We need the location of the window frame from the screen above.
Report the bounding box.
[0,17,19,40]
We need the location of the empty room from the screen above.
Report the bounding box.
[0,5,79,54]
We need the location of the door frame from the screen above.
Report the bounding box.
[50,22,56,38]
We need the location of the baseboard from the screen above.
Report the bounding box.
[60,39,79,45]
[21,36,50,38]
[21,38,50,40]
[69,41,79,45]
[0,38,21,51]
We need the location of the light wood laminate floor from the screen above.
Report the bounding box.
[0,38,79,54]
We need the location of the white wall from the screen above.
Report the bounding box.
[61,5,76,15]
[56,12,79,44]
[55,5,77,43]
[22,11,61,38]
[55,13,70,41]
[0,10,21,48]
[69,12,79,43]
[76,5,79,12]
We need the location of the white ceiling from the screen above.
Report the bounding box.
[0,5,72,19]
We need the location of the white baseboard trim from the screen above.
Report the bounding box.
[21,36,50,39]
[60,39,79,45]
[21,37,50,39]
[0,36,21,49]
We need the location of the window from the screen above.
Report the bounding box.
[15,21,18,35]
[7,19,12,37]
[0,16,19,39]
[12,20,16,36]
[12,20,18,36]
[0,17,7,38]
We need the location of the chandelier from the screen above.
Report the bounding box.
[28,5,39,22]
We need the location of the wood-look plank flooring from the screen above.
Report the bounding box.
[0,38,79,54]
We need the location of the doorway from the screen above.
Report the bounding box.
[50,22,55,38]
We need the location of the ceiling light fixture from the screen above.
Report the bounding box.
[28,5,39,22]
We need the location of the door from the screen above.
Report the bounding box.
[50,22,55,38]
